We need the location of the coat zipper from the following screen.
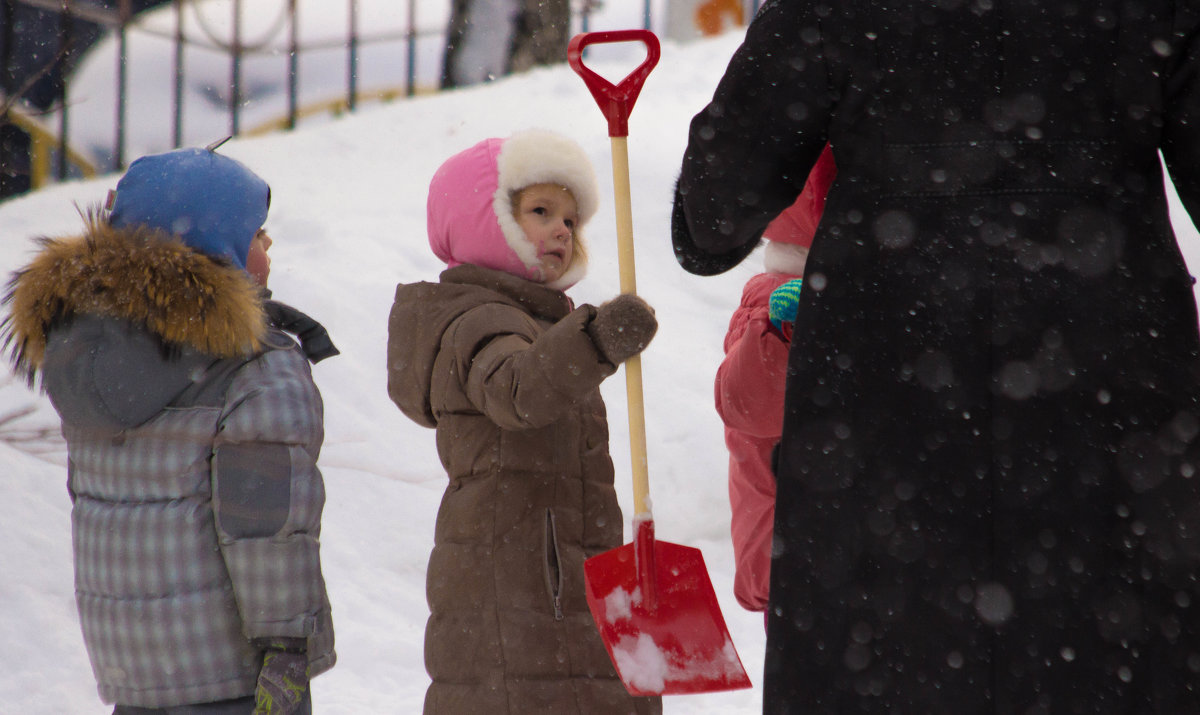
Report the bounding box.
[544,508,564,621]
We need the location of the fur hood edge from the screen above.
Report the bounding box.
[3,209,267,381]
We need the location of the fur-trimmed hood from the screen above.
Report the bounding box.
[426,129,598,291]
[3,211,267,383]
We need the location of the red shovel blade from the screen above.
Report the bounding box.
[584,520,752,695]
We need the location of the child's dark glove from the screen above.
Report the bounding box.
[253,639,309,715]
[768,278,804,331]
[588,294,658,365]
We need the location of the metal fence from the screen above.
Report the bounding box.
[1,0,759,197]
[3,0,442,191]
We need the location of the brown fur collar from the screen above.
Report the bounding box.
[3,210,266,380]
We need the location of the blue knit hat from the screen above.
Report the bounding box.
[109,146,270,270]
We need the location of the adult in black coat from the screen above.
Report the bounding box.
[673,1,1200,712]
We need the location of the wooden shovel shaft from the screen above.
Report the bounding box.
[609,136,651,518]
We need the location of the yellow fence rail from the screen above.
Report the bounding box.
[243,86,434,137]
[4,108,97,189]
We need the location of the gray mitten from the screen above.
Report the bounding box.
[253,640,309,715]
[587,294,658,365]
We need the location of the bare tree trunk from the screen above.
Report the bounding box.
[508,0,569,75]
[440,0,476,89]
[441,0,570,90]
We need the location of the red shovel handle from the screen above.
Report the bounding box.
[567,30,661,138]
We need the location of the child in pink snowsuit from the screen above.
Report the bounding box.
[715,145,835,613]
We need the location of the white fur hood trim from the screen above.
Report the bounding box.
[493,129,599,290]
[763,240,810,275]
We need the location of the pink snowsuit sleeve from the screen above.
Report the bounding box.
[760,144,835,248]
[715,144,834,613]
[715,273,793,612]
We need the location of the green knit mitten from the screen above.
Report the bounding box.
[769,278,804,330]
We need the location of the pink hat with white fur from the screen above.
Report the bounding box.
[427,129,599,290]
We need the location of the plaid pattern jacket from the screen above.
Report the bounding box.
[2,218,335,707]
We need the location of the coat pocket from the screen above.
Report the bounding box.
[543,508,564,621]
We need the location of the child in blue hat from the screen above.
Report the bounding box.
[3,144,337,715]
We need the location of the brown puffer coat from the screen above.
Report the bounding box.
[387,264,661,715]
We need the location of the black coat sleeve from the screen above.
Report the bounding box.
[1161,6,1200,227]
[672,0,835,275]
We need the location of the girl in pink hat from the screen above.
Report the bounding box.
[387,129,661,715]
[716,144,835,616]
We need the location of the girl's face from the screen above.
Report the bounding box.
[514,183,577,284]
[246,228,272,286]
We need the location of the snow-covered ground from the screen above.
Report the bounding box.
[4,6,1200,714]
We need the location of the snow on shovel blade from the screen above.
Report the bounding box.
[584,520,752,695]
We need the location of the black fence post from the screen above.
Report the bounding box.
[405,0,415,97]
[56,1,71,181]
[229,0,240,136]
[287,0,297,127]
[115,0,131,170]
[347,0,357,110]
[172,0,183,147]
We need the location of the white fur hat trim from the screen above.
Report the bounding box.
[493,129,599,290]
[763,240,810,276]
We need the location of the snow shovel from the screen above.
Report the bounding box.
[568,30,752,697]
